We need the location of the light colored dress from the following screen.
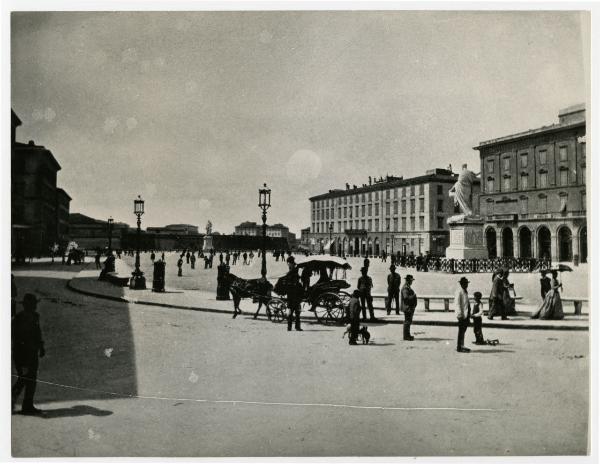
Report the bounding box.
[531,278,564,320]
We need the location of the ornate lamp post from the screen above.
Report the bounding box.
[107,216,114,253]
[258,183,271,278]
[329,222,333,256]
[130,195,146,289]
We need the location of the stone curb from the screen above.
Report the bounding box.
[67,277,588,332]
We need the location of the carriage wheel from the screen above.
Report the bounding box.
[268,299,287,323]
[314,293,345,325]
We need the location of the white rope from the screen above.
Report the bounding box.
[14,375,506,413]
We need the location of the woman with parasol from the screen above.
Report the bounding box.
[531,269,564,320]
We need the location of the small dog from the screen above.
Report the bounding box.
[342,325,371,344]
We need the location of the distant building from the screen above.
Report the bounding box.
[69,213,130,250]
[308,169,474,256]
[146,224,203,250]
[234,221,295,245]
[147,224,199,235]
[11,109,71,260]
[474,104,587,262]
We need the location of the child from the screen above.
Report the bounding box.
[472,291,486,345]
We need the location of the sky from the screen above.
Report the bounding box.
[11,10,588,235]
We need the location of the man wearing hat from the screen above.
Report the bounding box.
[357,266,378,322]
[12,293,46,415]
[284,256,304,332]
[387,265,401,315]
[348,290,362,345]
[488,268,505,320]
[401,275,417,340]
[455,277,472,353]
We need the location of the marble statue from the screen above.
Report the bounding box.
[448,164,480,221]
[205,220,213,235]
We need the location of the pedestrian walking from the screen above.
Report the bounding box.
[488,269,506,320]
[95,251,101,270]
[249,251,254,264]
[471,291,486,345]
[400,274,417,340]
[357,267,377,321]
[161,252,165,261]
[12,293,45,415]
[454,277,471,353]
[190,253,196,269]
[243,252,248,265]
[531,270,564,320]
[177,257,183,277]
[348,290,362,345]
[225,252,230,265]
[386,264,401,315]
[150,251,156,262]
[363,256,370,270]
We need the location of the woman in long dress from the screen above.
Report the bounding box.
[531,270,564,320]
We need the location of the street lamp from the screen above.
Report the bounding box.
[107,216,114,253]
[130,195,146,289]
[258,183,271,278]
[329,222,333,256]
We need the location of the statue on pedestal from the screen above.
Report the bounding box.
[205,220,213,236]
[448,164,480,222]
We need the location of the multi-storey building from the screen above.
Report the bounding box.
[474,104,587,262]
[308,169,475,256]
[234,221,293,241]
[11,109,71,260]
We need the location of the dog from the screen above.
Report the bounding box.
[342,325,371,344]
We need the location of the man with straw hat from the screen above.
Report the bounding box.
[401,274,417,340]
[455,277,472,353]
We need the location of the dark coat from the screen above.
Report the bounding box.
[12,310,43,365]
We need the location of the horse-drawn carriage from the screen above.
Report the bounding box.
[227,256,352,325]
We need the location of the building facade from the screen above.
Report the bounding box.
[474,104,587,263]
[69,213,130,250]
[308,169,475,256]
[11,109,71,259]
[234,221,294,243]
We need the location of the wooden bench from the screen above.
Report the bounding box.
[372,294,522,312]
[104,272,130,287]
[562,297,588,315]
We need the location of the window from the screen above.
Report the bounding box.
[559,146,567,162]
[368,192,372,200]
[521,174,528,190]
[375,219,379,230]
[539,196,547,213]
[419,216,424,230]
[520,153,528,168]
[401,217,406,231]
[393,218,398,231]
[487,158,494,173]
[410,199,415,212]
[519,197,528,215]
[385,218,390,230]
[539,172,548,188]
[410,217,415,230]
[419,198,424,212]
[437,185,443,195]
[361,205,365,216]
[375,192,379,200]
[503,177,511,191]
[338,207,341,217]
[437,199,443,212]
[402,200,406,214]
[361,220,365,229]
[394,188,398,199]
[385,202,390,215]
[343,207,347,218]
[355,220,359,228]
[361,193,365,202]
[437,217,444,229]
[367,204,372,216]
[559,169,568,186]
[402,188,406,198]
[503,158,510,171]
[386,190,390,199]
[487,178,494,192]
[338,221,341,232]
[539,150,547,165]
[355,205,359,216]
[410,185,415,196]
[582,192,586,211]
[393,201,398,214]
[368,219,372,231]
[486,200,494,216]
[419,184,424,195]
[558,194,567,213]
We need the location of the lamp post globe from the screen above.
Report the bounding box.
[130,195,146,290]
[258,183,271,278]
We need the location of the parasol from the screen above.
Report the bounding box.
[294,255,352,270]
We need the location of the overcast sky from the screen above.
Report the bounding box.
[11,11,587,234]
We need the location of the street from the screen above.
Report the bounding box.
[11,262,589,457]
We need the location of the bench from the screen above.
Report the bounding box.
[102,272,130,287]
[562,297,588,315]
[372,294,522,312]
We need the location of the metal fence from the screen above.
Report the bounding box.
[400,256,552,274]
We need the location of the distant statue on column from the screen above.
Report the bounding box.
[205,220,213,235]
[448,164,480,221]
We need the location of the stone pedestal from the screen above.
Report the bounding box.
[203,234,214,253]
[445,217,488,260]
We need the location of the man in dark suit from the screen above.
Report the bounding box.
[387,265,401,315]
[401,275,417,341]
[284,256,304,332]
[12,293,45,415]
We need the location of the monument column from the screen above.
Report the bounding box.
[513,227,520,258]
[496,233,503,258]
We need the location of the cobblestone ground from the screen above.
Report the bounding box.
[124,252,589,306]
[10,262,589,457]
